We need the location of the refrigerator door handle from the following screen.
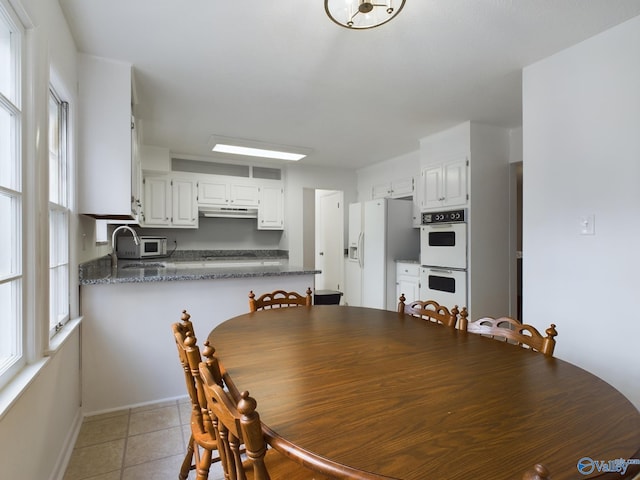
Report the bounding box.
[358,232,364,269]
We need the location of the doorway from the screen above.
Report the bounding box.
[509,162,523,321]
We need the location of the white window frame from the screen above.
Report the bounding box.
[48,88,70,339]
[0,0,24,390]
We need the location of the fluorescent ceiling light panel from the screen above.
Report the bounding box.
[212,144,306,161]
[209,135,311,162]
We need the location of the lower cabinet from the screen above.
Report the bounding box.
[396,262,420,305]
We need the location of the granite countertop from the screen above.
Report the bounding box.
[79,250,320,286]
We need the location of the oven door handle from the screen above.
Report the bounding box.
[429,268,455,274]
[427,223,457,228]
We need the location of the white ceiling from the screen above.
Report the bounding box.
[58,0,640,170]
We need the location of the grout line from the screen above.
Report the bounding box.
[119,407,131,480]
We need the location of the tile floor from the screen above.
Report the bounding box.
[63,397,224,480]
[63,398,640,480]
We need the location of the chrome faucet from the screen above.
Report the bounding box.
[111,225,140,268]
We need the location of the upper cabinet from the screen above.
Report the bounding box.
[197,176,261,208]
[77,55,138,219]
[419,158,468,210]
[258,184,284,230]
[140,173,198,228]
[371,176,414,199]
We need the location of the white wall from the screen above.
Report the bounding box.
[0,2,83,479]
[283,164,358,266]
[81,274,314,414]
[523,15,640,409]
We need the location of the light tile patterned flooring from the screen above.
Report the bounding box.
[63,397,224,480]
[64,397,640,480]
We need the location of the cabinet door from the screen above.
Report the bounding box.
[397,277,420,305]
[258,185,284,230]
[171,178,198,227]
[421,166,443,210]
[198,179,229,205]
[230,183,260,207]
[443,159,467,207]
[131,118,142,219]
[141,176,171,227]
[372,182,392,199]
[78,55,134,217]
[390,177,414,198]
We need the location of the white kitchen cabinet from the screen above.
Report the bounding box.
[131,119,143,219]
[396,262,420,305]
[372,177,414,199]
[258,184,284,230]
[141,175,171,227]
[141,174,197,228]
[230,183,260,207]
[198,177,229,206]
[420,158,467,211]
[78,54,137,219]
[197,176,260,207]
[171,178,198,227]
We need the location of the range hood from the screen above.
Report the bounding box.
[198,205,259,219]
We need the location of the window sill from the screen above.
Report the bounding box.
[0,316,82,420]
[46,316,83,355]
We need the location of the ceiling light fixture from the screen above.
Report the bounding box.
[209,135,310,162]
[212,144,306,161]
[324,0,406,30]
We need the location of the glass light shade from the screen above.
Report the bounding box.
[325,0,406,29]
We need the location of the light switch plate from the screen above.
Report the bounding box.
[580,214,595,235]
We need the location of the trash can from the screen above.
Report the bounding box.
[313,289,343,305]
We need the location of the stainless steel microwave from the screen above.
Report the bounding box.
[116,236,168,259]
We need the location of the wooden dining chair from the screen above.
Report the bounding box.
[249,287,313,312]
[172,310,224,480]
[199,358,333,480]
[397,294,462,328]
[462,314,558,357]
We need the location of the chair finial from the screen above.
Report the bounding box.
[237,391,257,417]
[545,324,558,339]
[202,339,215,359]
[181,309,191,322]
[458,307,469,330]
[184,330,196,348]
[397,294,406,314]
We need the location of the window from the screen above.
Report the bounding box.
[48,89,69,338]
[0,0,23,389]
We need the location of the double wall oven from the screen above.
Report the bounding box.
[419,209,468,309]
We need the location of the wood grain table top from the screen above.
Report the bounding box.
[208,306,640,479]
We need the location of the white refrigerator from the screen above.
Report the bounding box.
[345,198,419,310]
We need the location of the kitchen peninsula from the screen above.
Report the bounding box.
[79,250,318,414]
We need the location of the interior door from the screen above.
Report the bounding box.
[316,190,344,292]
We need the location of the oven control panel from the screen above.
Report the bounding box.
[421,209,466,225]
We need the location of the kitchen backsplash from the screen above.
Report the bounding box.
[139,216,284,251]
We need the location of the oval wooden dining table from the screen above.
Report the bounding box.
[207,305,640,480]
